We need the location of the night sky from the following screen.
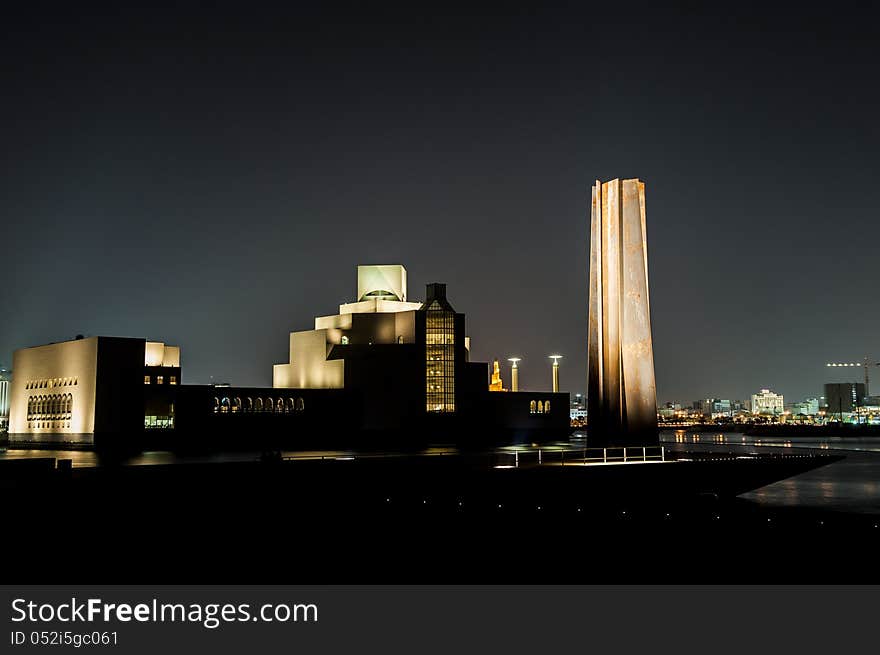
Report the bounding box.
[2,2,878,404]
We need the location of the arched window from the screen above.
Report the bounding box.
[340,336,350,345]
[286,397,295,413]
[529,400,536,414]
[27,396,33,420]
[64,394,72,416]
[213,397,220,414]
[296,397,305,412]
[232,397,241,413]
[537,401,544,414]
[220,397,230,413]
[245,397,253,412]
[255,397,264,412]
[265,398,274,413]
[397,335,403,344]
[275,398,285,413]
[544,400,550,414]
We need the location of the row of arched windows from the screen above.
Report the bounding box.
[529,399,551,414]
[27,393,74,421]
[25,377,78,390]
[213,396,305,414]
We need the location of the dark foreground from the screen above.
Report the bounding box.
[5,448,877,583]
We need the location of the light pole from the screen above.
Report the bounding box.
[507,357,521,392]
[549,355,562,393]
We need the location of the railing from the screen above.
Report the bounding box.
[268,446,668,468]
[496,446,666,468]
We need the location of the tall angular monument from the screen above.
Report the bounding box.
[588,178,658,447]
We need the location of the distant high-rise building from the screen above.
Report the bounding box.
[658,401,682,419]
[699,398,732,418]
[751,389,784,415]
[824,383,866,415]
[792,398,820,416]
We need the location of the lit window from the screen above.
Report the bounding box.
[530,400,536,414]
[341,336,350,345]
[170,375,177,385]
[157,375,164,384]
[144,375,151,384]
[425,301,455,413]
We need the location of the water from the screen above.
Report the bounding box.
[662,430,880,515]
[3,431,880,514]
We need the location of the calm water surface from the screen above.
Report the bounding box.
[662,430,880,515]
[3,432,879,514]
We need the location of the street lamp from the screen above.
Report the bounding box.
[549,355,562,393]
[507,357,521,392]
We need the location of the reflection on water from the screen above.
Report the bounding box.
[663,431,880,514]
[4,432,880,514]
[0,446,461,469]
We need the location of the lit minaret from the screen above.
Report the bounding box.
[489,359,505,391]
[549,355,562,393]
[507,357,521,392]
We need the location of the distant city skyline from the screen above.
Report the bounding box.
[2,4,877,403]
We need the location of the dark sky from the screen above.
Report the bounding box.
[2,2,878,404]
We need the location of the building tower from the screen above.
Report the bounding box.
[489,360,505,391]
[549,355,562,393]
[508,358,521,392]
[587,178,658,447]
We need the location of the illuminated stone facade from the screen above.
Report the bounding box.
[273,265,422,389]
[8,336,179,445]
[587,178,658,446]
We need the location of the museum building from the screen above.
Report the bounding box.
[7,265,569,448]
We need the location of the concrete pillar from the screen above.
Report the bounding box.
[588,178,657,447]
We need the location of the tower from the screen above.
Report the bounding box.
[549,355,562,393]
[489,360,505,391]
[587,178,658,446]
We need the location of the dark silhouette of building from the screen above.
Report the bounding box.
[824,382,866,418]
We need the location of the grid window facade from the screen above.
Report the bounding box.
[425,302,455,413]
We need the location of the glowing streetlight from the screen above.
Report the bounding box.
[507,357,521,392]
[549,355,562,393]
